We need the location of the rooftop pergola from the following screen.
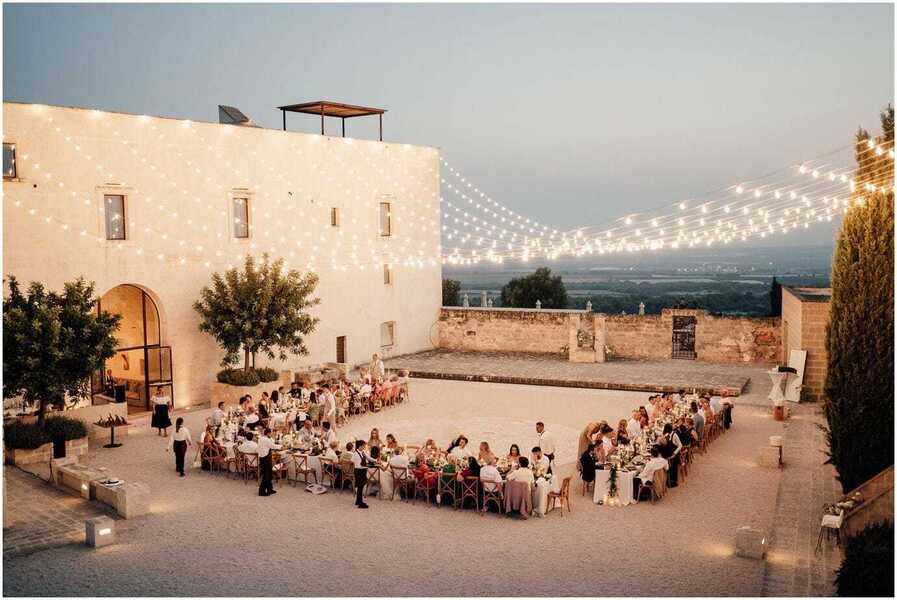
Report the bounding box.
[277,101,387,140]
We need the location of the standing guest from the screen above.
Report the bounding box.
[167,417,192,477]
[352,440,370,509]
[506,456,534,485]
[507,444,522,466]
[151,386,173,437]
[675,417,695,448]
[257,427,282,497]
[579,443,598,485]
[289,382,301,399]
[709,394,723,415]
[211,401,225,435]
[322,384,336,425]
[657,424,683,488]
[369,353,386,384]
[535,422,556,464]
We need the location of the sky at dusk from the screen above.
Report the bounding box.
[3,3,894,246]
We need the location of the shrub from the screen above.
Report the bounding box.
[3,421,50,450]
[256,367,279,383]
[43,414,88,441]
[217,368,260,386]
[836,522,894,597]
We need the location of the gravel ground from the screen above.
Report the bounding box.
[3,379,782,597]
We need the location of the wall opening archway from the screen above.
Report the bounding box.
[91,284,173,412]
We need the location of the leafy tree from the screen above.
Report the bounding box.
[769,276,782,316]
[442,279,461,307]
[194,253,320,372]
[500,267,568,309]
[823,106,894,493]
[3,276,120,427]
[836,522,894,597]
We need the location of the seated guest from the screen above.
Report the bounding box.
[339,442,355,466]
[593,440,608,466]
[616,430,631,447]
[617,418,629,439]
[369,445,381,462]
[709,394,723,414]
[320,421,338,447]
[323,440,340,461]
[289,382,301,398]
[459,456,481,479]
[684,418,699,445]
[507,444,522,466]
[258,394,271,420]
[627,410,642,440]
[479,456,503,493]
[238,395,249,413]
[270,390,279,407]
[579,443,598,484]
[238,431,258,454]
[636,446,669,498]
[211,402,225,434]
[531,447,550,472]
[244,407,260,430]
[506,456,534,486]
[385,433,399,450]
[368,428,384,449]
[448,435,472,459]
[657,424,683,488]
[422,438,439,455]
[388,447,410,469]
[675,417,695,448]
[638,406,650,428]
[478,441,496,465]
[690,402,705,439]
[298,419,318,447]
[413,462,438,490]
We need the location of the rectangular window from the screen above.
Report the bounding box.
[379,201,392,237]
[3,143,16,179]
[232,197,250,239]
[383,263,393,285]
[336,336,346,364]
[330,207,340,227]
[380,321,396,348]
[104,194,126,240]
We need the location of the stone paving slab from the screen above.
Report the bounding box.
[386,349,761,396]
[3,465,117,559]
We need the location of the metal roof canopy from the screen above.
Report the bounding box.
[277,101,387,140]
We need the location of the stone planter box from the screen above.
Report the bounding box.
[209,381,271,408]
[89,424,130,443]
[91,480,150,519]
[65,436,89,458]
[5,442,53,466]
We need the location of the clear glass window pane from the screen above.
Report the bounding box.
[104,195,126,240]
[233,197,249,238]
[379,202,391,236]
[3,143,16,178]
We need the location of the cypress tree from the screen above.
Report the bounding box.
[823,105,894,493]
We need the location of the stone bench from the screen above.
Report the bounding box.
[90,481,150,519]
[56,463,109,498]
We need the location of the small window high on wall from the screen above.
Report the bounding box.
[383,263,393,285]
[380,321,395,348]
[3,143,16,179]
[330,207,340,227]
[379,201,392,237]
[232,196,250,239]
[104,194,127,240]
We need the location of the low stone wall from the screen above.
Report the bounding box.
[438,307,781,365]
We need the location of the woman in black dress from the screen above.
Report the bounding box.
[151,386,172,436]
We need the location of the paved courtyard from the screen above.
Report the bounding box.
[386,350,767,396]
[2,373,841,597]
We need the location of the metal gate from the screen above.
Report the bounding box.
[671,316,697,359]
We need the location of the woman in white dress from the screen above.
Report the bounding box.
[151,386,173,436]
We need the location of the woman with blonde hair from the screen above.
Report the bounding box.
[577,422,600,460]
[368,428,384,448]
[477,441,495,465]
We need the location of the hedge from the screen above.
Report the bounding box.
[217,367,279,386]
[43,414,88,441]
[3,421,51,450]
[836,522,894,597]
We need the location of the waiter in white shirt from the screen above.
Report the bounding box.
[535,422,557,465]
[257,428,282,497]
[352,440,370,509]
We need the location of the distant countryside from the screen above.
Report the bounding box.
[445,245,833,315]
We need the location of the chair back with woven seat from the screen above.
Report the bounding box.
[319,456,338,488]
[339,460,356,492]
[436,469,458,507]
[459,475,480,511]
[242,452,260,484]
[291,453,318,486]
[548,476,572,516]
[481,479,504,515]
[412,468,437,504]
[365,466,382,498]
[389,466,413,501]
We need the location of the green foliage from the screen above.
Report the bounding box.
[500,267,568,309]
[769,276,782,317]
[43,414,88,441]
[836,522,894,597]
[3,276,121,426]
[3,421,51,450]
[824,106,895,493]
[442,279,461,307]
[216,367,279,386]
[194,254,320,372]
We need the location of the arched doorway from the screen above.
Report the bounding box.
[91,285,173,412]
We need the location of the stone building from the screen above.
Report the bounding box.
[3,101,441,411]
[781,286,832,401]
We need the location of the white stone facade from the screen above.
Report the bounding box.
[3,102,442,408]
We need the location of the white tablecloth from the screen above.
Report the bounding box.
[593,469,636,506]
[533,478,552,516]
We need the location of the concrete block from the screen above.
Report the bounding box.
[58,463,107,498]
[118,482,151,519]
[85,515,115,548]
[735,526,767,559]
[50,456,80,485]
[758,445,781,468]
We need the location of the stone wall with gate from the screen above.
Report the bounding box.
[438,307,781,365]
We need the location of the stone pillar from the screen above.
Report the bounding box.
[595,314,607,363]
[536,300,542,310]
[462,294,469,308]
[639,302,645,315]
[481,291,488,308]
[487,298,493,308]
[586,300,593,312]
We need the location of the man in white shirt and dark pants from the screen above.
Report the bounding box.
[257,428,282,497]
[535,421,557,466]
[352,439,370,509]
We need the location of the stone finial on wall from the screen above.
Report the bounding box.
[463,294,470,308]
[536,300,542,310]
[586,300,593,312]
[481,291,488,308]
[487,298,493,308]
[639,302,645,316]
